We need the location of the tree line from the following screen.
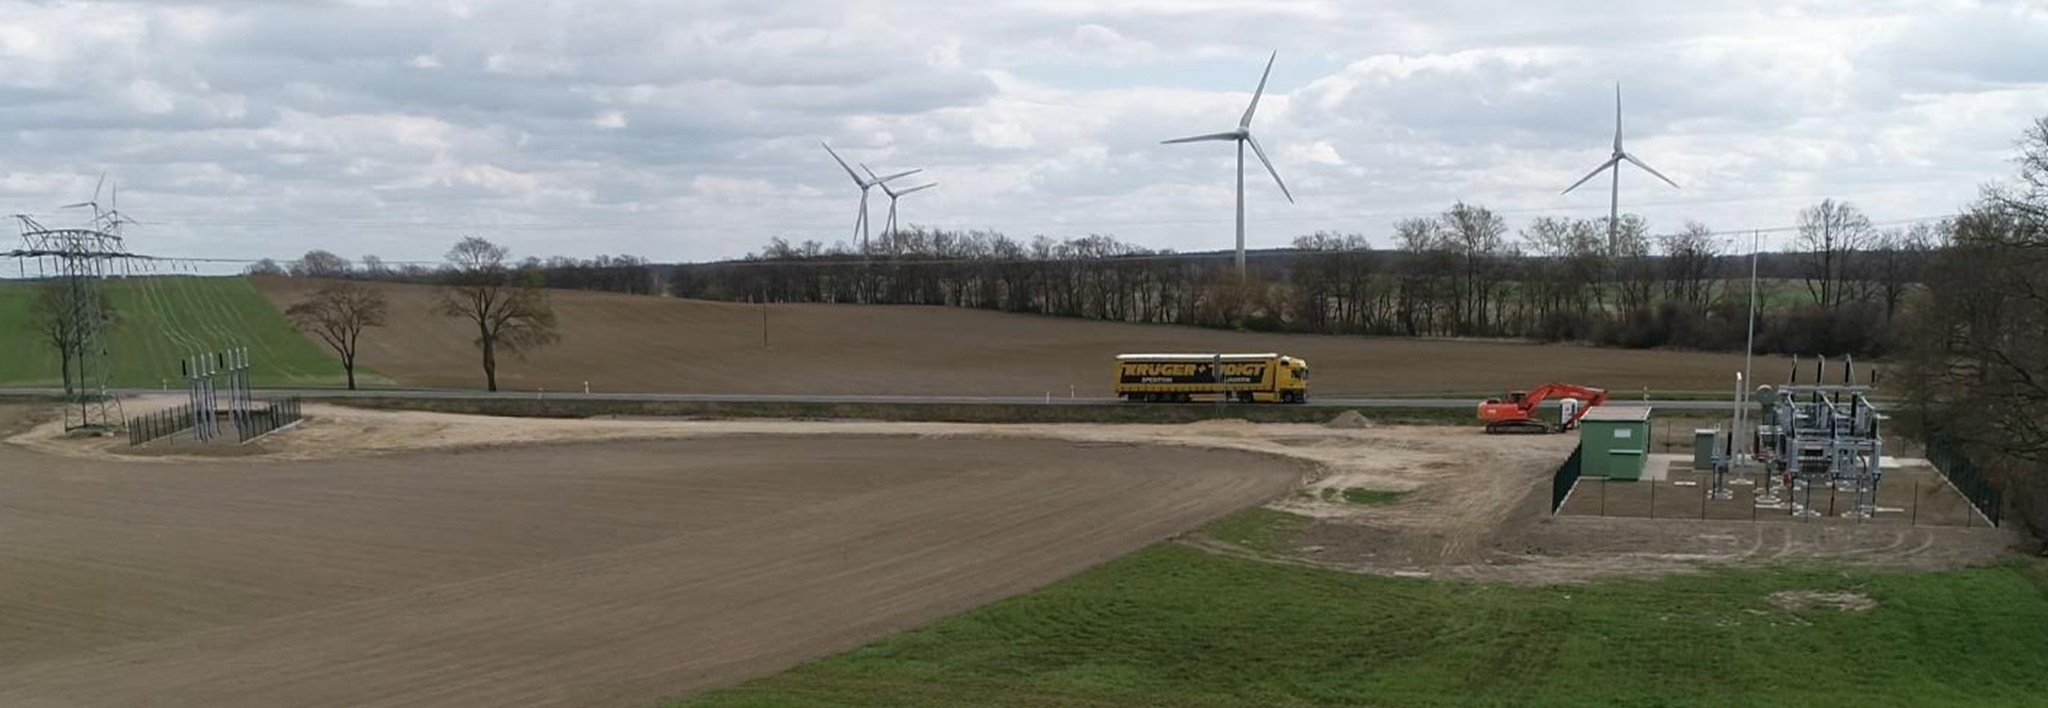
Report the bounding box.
[670,202,1937,358]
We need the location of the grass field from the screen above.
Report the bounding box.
[679,542,2048,708]
[0,277,371,388]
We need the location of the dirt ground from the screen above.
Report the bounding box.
[0,402,2019,706]
[0,406,1303,708]
[252,276,1787,396]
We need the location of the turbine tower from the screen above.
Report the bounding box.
[1562,83,1679,250]
[863,164,936,246]
[1161,50,1294,277]
[822,141,920,254]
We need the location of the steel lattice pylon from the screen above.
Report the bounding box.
[13,214,134,433]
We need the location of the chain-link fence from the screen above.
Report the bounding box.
[1921,427,2005,528]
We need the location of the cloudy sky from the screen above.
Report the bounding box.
[3,0,2046,268]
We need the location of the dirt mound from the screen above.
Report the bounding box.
[1768,590,1879,612]
[1324,410,1377,429]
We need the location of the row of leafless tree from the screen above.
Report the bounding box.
[670,200,1939,355]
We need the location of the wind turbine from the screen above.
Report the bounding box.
[1161,50,1294,277]
[1562,83,1679,249]
[863,163,936,246]
[62,172,108,228]
[821,141,920,254]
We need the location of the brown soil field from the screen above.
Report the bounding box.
[0,407,1302,708]
[253,276,1788,396]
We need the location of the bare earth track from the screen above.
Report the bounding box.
[251,276,1787,396]
[0,406,1302,708]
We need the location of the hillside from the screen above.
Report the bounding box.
[0,276,370,388]
[253,277,1786,396]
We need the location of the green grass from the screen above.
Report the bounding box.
[0,276,377,388]
[1338,488,1406,505]
[1196,508,1312,554]
[677,543,2048,708]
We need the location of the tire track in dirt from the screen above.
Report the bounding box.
[0,437,1302,707]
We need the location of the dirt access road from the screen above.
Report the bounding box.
[0,409,1302,707]
[253,276,1785,396]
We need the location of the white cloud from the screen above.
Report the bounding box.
[0,0,2042,264]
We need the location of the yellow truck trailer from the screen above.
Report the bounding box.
[1113,353,1309,403]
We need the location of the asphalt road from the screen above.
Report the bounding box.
[0,387,1750,411]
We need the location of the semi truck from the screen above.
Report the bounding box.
[1113,353,1309,403]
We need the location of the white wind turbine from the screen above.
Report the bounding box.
[822,141,920,254]
[1562,83,1679,249]
[862,163,936,247]
[1161,50,1294,277]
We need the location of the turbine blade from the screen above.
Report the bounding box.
[1561,158,1618,195]
[1613,82,1623,152]
[861,162,880,180]
[62,202,92,209]
[91,171,105,203]
[1245,134,1293,204]
[900,182,937,196]
[821,142,865,185]
[1161,131,1241,144]
[1621,153,1680,189]
[1241,50,1277,129]
[874,168,921,184]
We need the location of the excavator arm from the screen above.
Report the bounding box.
[1477,383,1608,434]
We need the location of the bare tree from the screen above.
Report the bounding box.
[285,282,388,391]
[245,258,286,276]
[1796,199,1874,311]
[28,279,115,396]
[435,237,559,392]
[1659,220,1722,311]
[359,255,388,279]
[290,250,352,279]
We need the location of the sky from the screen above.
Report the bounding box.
[3,0,2046,270]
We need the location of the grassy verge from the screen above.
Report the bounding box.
[325,398,1475,426]
[676,541,2048,708]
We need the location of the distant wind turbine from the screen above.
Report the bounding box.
[62,171,108,227]
[1161,50,1294,277]
[821,141,920,254]
[863,163,936,245]
[1562,83,1679,249]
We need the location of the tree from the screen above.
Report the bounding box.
[1659,221,1722,311]
[246,258,286,276]
[1796,199,1874,311]
[291,250,352,279]
[359,255,388,279]
[1906,118,2048,535]
[285,282,388,390]
[435,237,559,392]
[28,279,115,396]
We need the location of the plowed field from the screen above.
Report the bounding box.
[252,277,1783,396]
[0,424,1300,707]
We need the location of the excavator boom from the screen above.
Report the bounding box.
[1477,383,1609,434]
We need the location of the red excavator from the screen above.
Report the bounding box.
[1478,383,1609,434]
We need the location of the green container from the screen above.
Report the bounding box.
[1579,406,1653,481]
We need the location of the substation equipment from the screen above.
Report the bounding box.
[1749,355,1886,519]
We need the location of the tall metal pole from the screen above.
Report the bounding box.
[1607,162,1621,253]
[1742,231,1760,457]
[1235,139,1247,278]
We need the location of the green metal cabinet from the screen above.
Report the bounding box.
[1578,406,1653,481]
